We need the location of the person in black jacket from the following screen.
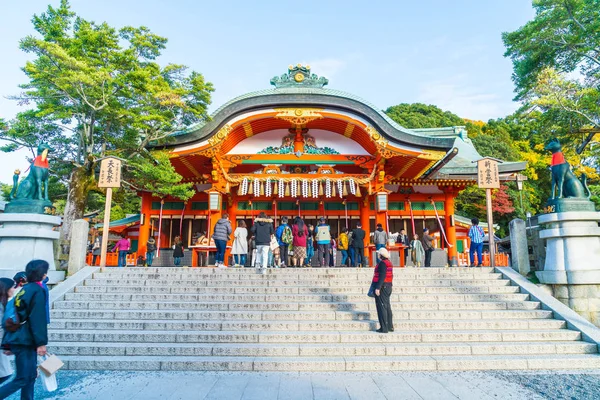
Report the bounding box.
[0,260,49,400]
[251,212,274,273]
[351,223,366,268]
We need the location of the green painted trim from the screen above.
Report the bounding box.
[191,202,208,211]
[411,201,444,211]
[238,201,272,211]
[151,201,185,211]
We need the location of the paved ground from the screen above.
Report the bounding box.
[7,370,600,400]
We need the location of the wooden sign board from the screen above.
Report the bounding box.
[98,157,122,188]
[477,158,500,189]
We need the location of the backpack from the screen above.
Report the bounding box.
[282,226,293,245]
[317,225,331,242]
[2,297,23,333]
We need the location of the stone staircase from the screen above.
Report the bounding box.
[49,267,600,371]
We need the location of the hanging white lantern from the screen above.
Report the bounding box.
[312,179,319,198]
[265,178,272,197]
[291,178,298,198]
[349,179,356,195]
[302,179,309,198]
[278,180,285,198]
[254,178,260,197]
[337,180,344,198]
[325,179,332,198]
[241,178,249,196]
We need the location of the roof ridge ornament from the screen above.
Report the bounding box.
[270,64,329,89]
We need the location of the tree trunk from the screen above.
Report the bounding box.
[60,165,94,243]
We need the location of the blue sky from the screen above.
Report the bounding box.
[0,0,534,184]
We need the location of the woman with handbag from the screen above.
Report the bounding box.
[371,248,394,333]
[0,260,49,400]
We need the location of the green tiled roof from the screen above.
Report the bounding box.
[95,214,141,229]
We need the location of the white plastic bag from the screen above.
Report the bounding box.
[37,355,58,392]
[39,370,58,392]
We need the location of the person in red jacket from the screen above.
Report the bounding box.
[372,248,394,333]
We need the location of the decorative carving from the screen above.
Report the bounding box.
[365,126,388,149]
[223,155,252,164]
[208,124,232,147]
[345,155,374,169]
[417,149,446,160]
[257,133,339,155]
[275,108,324,126]
[270,65,329,89]
[262,165,281,174]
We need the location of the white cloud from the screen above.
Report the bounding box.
[417,76,519,121]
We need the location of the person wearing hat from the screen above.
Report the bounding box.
[422,228,435,268]
[372,248,394,333]
[315,217,331,267]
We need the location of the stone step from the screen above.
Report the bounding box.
[52,300,541,311]
[91,272,505,280]
[83,278,511,287]
[47,341,596,357]
[49,318,566,331]
[56,353,600,371]
[50,309,554,321]
[99,267,496,274]
[48,329,581,343]
[75,285,520,295]
[63,292,531,303]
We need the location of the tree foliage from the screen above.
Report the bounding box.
[503,0,600,154]
[0,0,213,241]
[385,103,465,129]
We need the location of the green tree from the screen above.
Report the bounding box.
[503,0,600,153]
[384,103,464,129]
[0,1,213,241]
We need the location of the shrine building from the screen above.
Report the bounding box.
[136,65,525,266]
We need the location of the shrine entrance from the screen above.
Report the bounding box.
[136,65,525,267]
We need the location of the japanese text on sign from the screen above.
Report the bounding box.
[477,158,500,189]
[98,157,122,188]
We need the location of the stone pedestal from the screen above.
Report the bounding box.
[536,211,600,326]
[0,213,65,283]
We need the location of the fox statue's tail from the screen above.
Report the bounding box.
[582,174,591,198]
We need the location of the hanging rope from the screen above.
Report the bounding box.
[431,199,452,248]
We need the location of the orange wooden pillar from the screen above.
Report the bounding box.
[138,192,152,256]
[360,197,371,266]
[224,194,237,266]
[444,189,458,267]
